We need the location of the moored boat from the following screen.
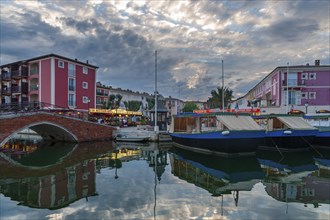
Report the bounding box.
[255,114,318,151]
[169,112,265,156]
[304,114,330,148]
[115,133,150,142]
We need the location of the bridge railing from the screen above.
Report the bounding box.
[0,102,88,120]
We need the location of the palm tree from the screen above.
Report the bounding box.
[207,86,234,110]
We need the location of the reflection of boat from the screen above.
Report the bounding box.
[169,113,265,156]
[257,151,318,180]
[255,115,318,151]
[115,133,150,142]
[170,148,264,197]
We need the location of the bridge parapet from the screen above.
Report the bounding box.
[0,112,116,147]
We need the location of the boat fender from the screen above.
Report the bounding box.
[283,130,293,135]
[222,130,230,136]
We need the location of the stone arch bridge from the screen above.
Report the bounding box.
[0,112,116,147]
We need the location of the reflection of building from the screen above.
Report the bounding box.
[260,152,330,207]
[0,54,98,110]
[264,174,330,206]
[0,160,96,209]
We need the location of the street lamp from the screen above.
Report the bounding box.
[305,102,309,114]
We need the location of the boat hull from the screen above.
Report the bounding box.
[313,130,330,148]
[170,130,265,156]
[261,129,318,151]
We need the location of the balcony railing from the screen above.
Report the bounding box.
[11,69,28,78]
[282,80,306,87]
[11,84,29,94]
[1,87,11,95]
[1,72,11,80]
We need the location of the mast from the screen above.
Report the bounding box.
[222,60,225,111]
[154,50,158,131]
[286,62,289,113]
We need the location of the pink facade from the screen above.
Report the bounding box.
[0,54,98,111]
[244,61,330,114]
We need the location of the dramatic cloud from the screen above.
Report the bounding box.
[0,0,329,101]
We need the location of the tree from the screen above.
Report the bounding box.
[182,102,198,112]
[206,86,234,109]
[146,97,155,110]
[108,94,123,109]
[124,100,142,111]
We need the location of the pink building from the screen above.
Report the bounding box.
[233,60,330,114]
[0,54,98,111]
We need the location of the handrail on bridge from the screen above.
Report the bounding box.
[0,101,88,120]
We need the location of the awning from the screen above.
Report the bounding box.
[277,116,317,130]
[89,108,142,116]
[216,115,264,130]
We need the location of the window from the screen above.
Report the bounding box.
[309,73,316,80]
[83,66,88,74]
[288,73,297,86]
[68,94,75,106]
[83,96,90,103]
[68,63,75,77]
[82,82,88,89]
[301,92,308,99]
[301,73,308,80]
[58,60,64,68]
[69,78,75,91]
[309,92,316,99]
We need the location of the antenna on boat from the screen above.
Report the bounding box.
[154,50,159,132]
[222,60,225,112]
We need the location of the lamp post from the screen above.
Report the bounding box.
[305,102,309,114]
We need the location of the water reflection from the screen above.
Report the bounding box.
[0,139,329,219]
[257,150,330,208]
[0,141,115,209]
[170,148,264,210]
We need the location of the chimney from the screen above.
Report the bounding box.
[86,60,89,64]
[315,60,320,66]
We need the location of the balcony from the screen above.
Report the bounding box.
[12,83,28,94]
[1,87,11,95]
[1,72,11,81]
[11,68,28,79]
[282,80,306,89]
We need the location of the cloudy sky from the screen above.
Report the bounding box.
[0,0,329,101]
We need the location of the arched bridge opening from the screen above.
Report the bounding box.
[0,112,116,147]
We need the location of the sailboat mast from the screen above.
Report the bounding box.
[286,62,289,113]
[155,50,158,130]
[222,60,225,112]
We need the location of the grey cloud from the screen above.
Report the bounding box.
[262,18,319,42]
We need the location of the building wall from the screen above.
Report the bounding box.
[235,64,330,114]
[40,59,52,105]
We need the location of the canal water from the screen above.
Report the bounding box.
[0,140,329,220]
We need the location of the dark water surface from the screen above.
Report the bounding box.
[0,141,329,220]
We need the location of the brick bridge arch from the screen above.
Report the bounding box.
[0,112,116,147]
